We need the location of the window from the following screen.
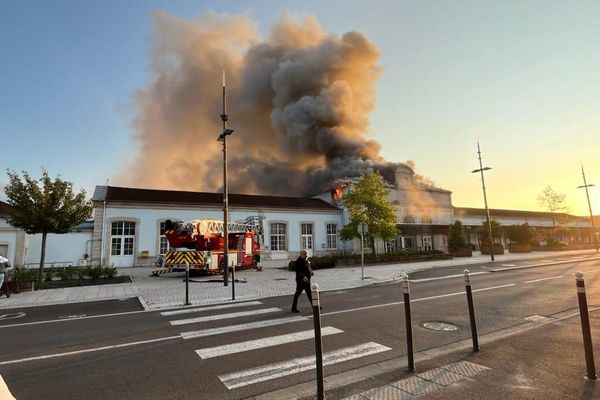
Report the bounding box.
[422,235,433,251]
[326,223,338,249]
[159,221,173,255]
[403,215,415,223]
[111,221,136,256]
[300,223,313,252]
[385,240,396,253]
[270,223,287,251]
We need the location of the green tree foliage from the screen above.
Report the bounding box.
[4,170,93,282]
[339,171,398,255]
[537,186,568,237]
[506,223,536,245]
[477,218,503,247]
[448,220,467,252]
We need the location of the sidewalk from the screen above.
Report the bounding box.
[0,249,598,311]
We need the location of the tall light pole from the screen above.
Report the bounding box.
[471,141,495,261]
[578,165,598,252]
[218,71,234,287]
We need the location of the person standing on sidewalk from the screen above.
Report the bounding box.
[291,249,313,313]
[0,256,13,298]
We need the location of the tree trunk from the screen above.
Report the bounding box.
[370,236,376,257]
[551,213,556,239]
[39,231,47,284]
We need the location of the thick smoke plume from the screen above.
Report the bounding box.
[117,12,399,196]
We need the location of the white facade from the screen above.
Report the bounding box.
[24,232,93,267]
[92,190,343,267]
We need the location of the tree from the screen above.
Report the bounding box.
[4,170,93,282]
[506,223,535,245]
[339,171,398,256]
[537,186,568,238]
[477,218,503,248]
[448,220,468,252]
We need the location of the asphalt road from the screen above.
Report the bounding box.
[1,253,599,400]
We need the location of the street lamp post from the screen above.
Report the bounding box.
[471,141,495,261]
[218,71,234,288]
[578,165,599,252]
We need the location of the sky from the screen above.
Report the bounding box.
[1,0,599,216]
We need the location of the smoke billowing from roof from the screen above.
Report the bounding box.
[117,12,399,196]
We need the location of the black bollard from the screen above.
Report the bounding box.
[312,283,325,400]
[231,264,236,301]
[464,269,479,351]
[184,263,191,306]
[402,272,415,372]
[575,271,596,380]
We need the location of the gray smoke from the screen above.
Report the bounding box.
[116,12,399,196]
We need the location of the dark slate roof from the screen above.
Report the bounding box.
[94,186,340,211]
[453,207,587,221]
[0,200,13,216]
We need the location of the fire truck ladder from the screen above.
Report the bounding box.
[191,217,263,235]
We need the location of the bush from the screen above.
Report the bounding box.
[44,267,58,282]
[102,267,117,279]
[287,260,296,271]
[58,267,77,281]
[14,268,38,281]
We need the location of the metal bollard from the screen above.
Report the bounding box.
[575,272,597,380]
[311,283,325,400]
[401,272,415,372]
[464,269,479,351]
[184,263,191,306]
[231,264,236,301]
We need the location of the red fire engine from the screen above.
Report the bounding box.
[152,216,263,276]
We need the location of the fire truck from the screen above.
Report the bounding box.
[152,216,263,276]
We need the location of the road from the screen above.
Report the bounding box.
[1,253,599,399]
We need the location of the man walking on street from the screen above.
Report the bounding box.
[291,249,312,313]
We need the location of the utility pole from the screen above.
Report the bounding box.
[578,165,598,252]
[471,141,495,261]
[218,71,234,286]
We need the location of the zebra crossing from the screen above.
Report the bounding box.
[160,300,392,390]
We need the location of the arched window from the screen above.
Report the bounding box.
[403,215,416,224]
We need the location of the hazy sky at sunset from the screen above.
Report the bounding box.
[1,1,598,216]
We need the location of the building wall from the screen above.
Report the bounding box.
[24,232,93,267]
[92,203,343,267]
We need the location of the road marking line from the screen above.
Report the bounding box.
[0,375,16,400]
[324,283,517,316]
[0,336,180,366]
[472,283,516,292]
[180,316,308,339]
[161,301,263,316]
[170,307,280,326]
[501,264,516,267]
[524,275,564,284]
[196,327,343,359]
[411,271,488,283]
[219,342,391,389]
[0,309,147,329]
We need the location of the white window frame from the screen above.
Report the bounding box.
[326,223,338,249]
[270,222,287,251]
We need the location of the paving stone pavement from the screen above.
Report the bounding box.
[0,249,597,311]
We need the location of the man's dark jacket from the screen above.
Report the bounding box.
[294,257,311,283]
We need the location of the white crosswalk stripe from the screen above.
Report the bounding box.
[170,307,281,326]
[180,315,308,339]
[195,327,343,359]
[219,342,392,389]
[160,301,263,316]
[162,303,392,391]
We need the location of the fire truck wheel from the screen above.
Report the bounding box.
[219,260,225,272]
